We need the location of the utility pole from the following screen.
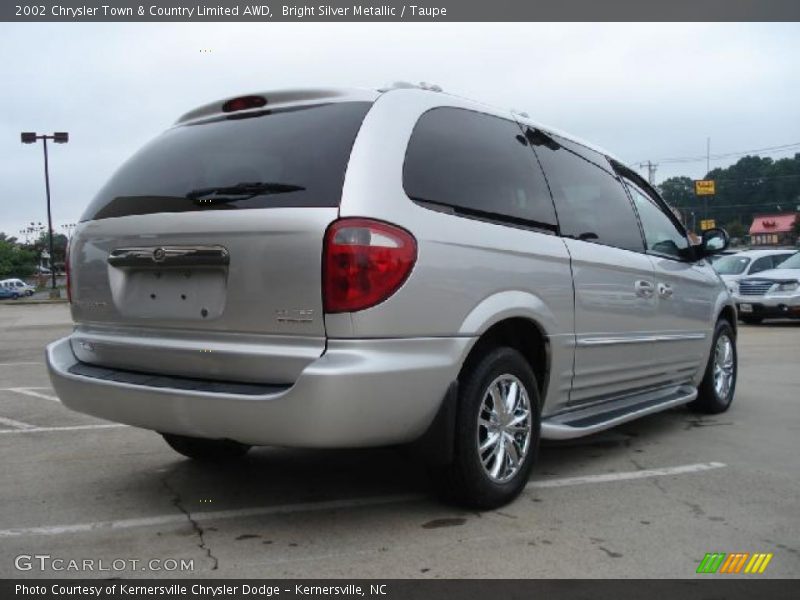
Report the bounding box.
[638,161,658,186]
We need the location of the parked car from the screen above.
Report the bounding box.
[0,286,19,300]
[47,85,738,508]
[1,278,36,297]
[708,249,739,263]
[712,249,796,294]
[734,251,800,323]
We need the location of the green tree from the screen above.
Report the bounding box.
[34,231,69,267]
[0,235,37,279]
[724,220,746,240]
[658,176,695,207]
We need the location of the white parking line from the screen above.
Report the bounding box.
[528,461,727,488]
[1,388,59,402]
[0,462,726,538]
[0,424,127,435]
[0,362,41,367]
[0,416,36,430]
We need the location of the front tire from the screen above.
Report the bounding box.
[689,320,737,414]
[162,433,251,461]
[437,347,541,509]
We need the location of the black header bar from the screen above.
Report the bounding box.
[4,0,800,22]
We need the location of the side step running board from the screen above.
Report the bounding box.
[541,385,697,440]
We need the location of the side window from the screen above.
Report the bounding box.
[749,256,773,274]
[529,132,644,252]
[624,178,690,260]
[403,108,558,229]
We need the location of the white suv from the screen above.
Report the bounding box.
[734,251,800,323]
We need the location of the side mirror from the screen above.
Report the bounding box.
[700,227,730,257]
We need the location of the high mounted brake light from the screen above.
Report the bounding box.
[222,95,267,113]
[323,218,417,313]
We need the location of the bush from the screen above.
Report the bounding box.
[0,238,37,279]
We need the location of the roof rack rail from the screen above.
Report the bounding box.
[378,81,443,93]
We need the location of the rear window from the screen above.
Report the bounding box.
[81,102,372,221]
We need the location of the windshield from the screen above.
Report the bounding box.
[776,252,800,269]
[713,255,750,275]
[81,102,371,221]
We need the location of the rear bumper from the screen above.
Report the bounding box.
[47,335,472,448]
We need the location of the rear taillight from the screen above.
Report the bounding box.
[65,239,71,303]
[323,218,417,313]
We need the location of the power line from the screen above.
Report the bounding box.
[635,141,800,166]
[659,173,800,185]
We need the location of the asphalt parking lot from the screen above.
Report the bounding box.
[0,304,798,579]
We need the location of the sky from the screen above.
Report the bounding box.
[1,22,799,239]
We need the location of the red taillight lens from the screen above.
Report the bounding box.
[65,239,71,303]
[323,218,417,313]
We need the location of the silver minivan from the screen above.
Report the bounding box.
[47,85,738,508]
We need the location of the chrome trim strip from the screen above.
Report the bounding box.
[577,333,707,347]
[108,245,230,268]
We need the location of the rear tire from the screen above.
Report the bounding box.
[436,347,541,509]
[162,433,251,461]
[688,320,737,414]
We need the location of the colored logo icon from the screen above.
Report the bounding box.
[696,552,773,574]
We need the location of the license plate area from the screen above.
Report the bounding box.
[739,303,753,313]
[110,268,227,320]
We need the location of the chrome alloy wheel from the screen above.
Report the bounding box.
[713,334,735,400]
[477,374,533,483]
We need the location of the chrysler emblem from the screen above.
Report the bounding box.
[152,247,167,262]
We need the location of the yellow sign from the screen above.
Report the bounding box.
[695,180,716,196]
[700,219,716,231]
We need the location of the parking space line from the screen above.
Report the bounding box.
[1,388,59,402]
[0,423,127,435]
[0,362,41,367]
[527,461,727,488]
[0,416,36,430]
[0,462,727,538]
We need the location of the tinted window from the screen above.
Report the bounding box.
[750,256,774,274]
[82,102,372,221]
[404,108,557,229]
[624,177,689,259]
[772,254,794,268]
[529,132,644,252]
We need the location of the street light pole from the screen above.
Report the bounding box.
[41,137,56,291]
[21,131,68,295]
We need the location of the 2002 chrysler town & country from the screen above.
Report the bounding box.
[47,85,738,508]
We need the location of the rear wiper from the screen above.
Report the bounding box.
[186,181,306,203]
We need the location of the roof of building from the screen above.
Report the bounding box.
[749,213,797,235]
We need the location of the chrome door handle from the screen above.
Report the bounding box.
[658,283,674,298]
[635,280,655,298]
